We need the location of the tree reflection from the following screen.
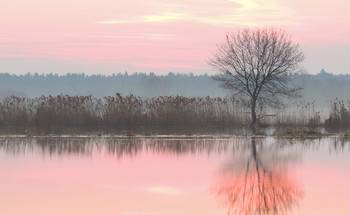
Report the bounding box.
[214,138,304,215]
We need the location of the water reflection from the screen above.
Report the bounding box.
[0,136,348,157]
[1,136,350,215]
[0,137,240,157]
[214,138,304,215]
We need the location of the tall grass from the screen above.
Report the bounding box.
[0,94,342,133]
[325,98,350,130]
[274,100,321,127]
[0,94,248,129]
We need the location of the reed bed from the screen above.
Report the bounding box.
[274,100,321,127]
[325,98,350,130]
[0,93,343,133]
[0,94,248,129]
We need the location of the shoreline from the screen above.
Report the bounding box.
[0,133,347,139]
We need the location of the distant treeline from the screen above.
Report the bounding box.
[0,72,225,99]
[0,70,350,108]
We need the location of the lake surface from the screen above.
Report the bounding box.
[0,136,350,215]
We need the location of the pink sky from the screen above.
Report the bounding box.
[1,0,350,75]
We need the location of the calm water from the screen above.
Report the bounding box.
[0,136,350,215]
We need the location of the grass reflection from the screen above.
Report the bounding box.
[0,136,349,157]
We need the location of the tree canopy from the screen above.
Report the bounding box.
[209,28,304,130]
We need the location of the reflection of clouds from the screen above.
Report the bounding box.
[146,185,209,195]
[100,184,207,196]
[147,186,182,195]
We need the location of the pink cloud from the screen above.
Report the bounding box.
[1,0,350,74]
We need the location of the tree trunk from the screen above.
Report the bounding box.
[251,99,257,134]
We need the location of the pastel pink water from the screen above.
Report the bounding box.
[0,137,350,215]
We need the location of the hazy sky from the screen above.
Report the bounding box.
[1,0,350,75]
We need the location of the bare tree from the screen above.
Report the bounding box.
[209,28,304,132]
